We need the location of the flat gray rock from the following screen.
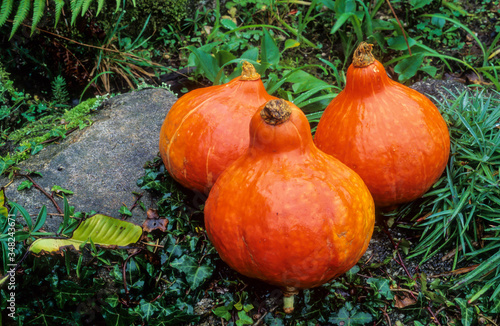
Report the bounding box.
[1,88,176,232]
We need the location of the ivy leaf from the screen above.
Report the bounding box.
[171,255,213,290]
[329,306,373,326]
[213,305,232,321]
[134,299,158,321]
[367,278,394,300]
[119,205,132,217]
[31,143,43,155]
[236,310,254,326]
[17,180,33,191]
[51,185,74,195]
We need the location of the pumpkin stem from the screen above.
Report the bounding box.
[353,42,375,68]
[260,99,292,125]
[283,287,299,314]
[240,61,261,81]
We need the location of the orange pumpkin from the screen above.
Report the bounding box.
[204,99,375,312]
[159,62,276,194]
[314,42,450,208]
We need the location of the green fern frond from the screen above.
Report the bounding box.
[9,0,31,40]
[70,0,85,25]
[53,0,65,27]
[81,0,93,17]
[96,0,104,16]
[31,0,46,36]
[0,0,14,27]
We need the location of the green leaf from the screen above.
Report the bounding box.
[186,45,219,83]
[134,299,158,321]
[334,0,356,15]
[33,205,47,232]
[9,201,32,231]
[419,65,438,77]
[0,158,15,176]
[119,205,132,217]
[54,0,65,26]
[284,70,330,93]
[81,0,93,17]
[0,0,14,27]
[17,180,33,191]
[9,0,30,39]
[29,214,143,254]
[329,306,373,326]
[0,190,8,218]
[236,310,253,326]
[51,185,74,195]
[171,255,214,289]
[394,54,425,82]
[213,305,232,321]
[261,28,280,67]
[367,278,394,300]
[387,36,417,51]
[240,47,259,61]
[96,0,104,16]
[221,18,237,30]
[31,0,45,35]
[30,143,44,155]
[410,0,432,10]
[455,298,474,326]
[330,12,359,37]
[283,39,300,51]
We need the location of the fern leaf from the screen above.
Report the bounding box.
[0,0,14,27]
[81,0,93,17]
[53,0,65,27]
[9,0,31,40]
[70,0,85,26]
[96,0,104,16]
[31,0,46,36]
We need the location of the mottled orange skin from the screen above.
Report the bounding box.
[314,59,450,208]
[204,101,375,289]
[159,75,276,194]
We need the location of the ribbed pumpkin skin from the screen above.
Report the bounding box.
[159,68,276,194]
[204,100,375,289]
[314,53,450,208]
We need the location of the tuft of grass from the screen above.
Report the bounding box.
[395,87,500,302]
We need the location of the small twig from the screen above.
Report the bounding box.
[385,0,412,55]
[390,288,420,296]
[128,193,144,212]
[252,303,280,326]
[16,173,63,215]
[142,242,164,248]
[122,250,142,305]
[380,306,392,326]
